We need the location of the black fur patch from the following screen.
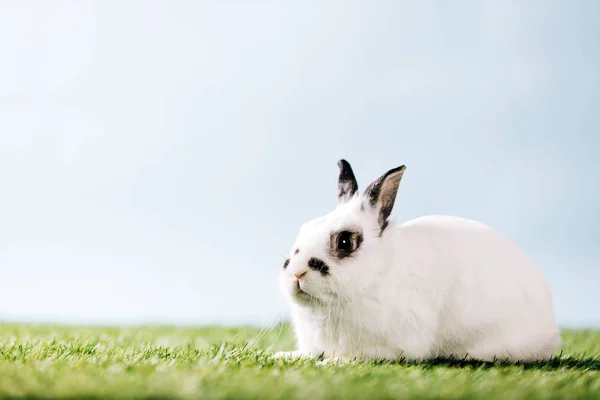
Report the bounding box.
[294,249,300,255]
[337,159,359,202]
[308,257,329,276]
[283,258,290,269]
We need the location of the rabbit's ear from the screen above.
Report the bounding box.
[363,165,406,232]
[337,159,359,202]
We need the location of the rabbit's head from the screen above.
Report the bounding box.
[280,160,406,308]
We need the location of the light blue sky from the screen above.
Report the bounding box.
[0,1,598,328]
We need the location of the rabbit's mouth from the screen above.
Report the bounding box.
[294,286,311,298]
[292,285,320,304]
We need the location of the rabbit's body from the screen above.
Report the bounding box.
[278,161,560,363]
[288,214,560,362]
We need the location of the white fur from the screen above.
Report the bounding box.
[277,196,561,363]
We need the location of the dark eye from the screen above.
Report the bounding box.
[336,231,356,253]
[330,229,363,259]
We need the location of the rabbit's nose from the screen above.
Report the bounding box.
[294,271,307,281]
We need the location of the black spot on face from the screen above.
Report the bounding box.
[294,249,300,255]
[308,257,329,276]
[283,258,290,269]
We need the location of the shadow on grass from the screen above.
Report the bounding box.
[380,352,600,371]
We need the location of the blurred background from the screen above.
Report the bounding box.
[0,1,598,328]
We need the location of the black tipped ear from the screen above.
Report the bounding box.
[363,165,406,232]
[337,159,359,202]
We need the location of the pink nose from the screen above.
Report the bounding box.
[294,271,307,280]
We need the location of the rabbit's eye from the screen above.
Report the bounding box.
[330,229,363,259]
[336,231,357,253]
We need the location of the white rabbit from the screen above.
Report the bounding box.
[275,160,560,363]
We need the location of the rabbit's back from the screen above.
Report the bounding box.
[391,215,560,361]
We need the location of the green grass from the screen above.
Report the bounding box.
[0,323,599,399]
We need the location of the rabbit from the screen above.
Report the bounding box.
[274,159,561,364]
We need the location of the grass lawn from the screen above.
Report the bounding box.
[0,323,598,399]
